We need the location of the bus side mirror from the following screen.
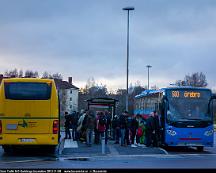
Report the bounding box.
[208,95,215,114]
[211,95,216,100]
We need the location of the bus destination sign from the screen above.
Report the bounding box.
[171,91,201,98]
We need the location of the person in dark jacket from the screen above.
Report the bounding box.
[70,111,78,141]
[112,115,120,144]
[130,115,139,146]
[152,111,160,147]
[119,111,128,146]
[64,112,71,139]
[94,111,100,144]
[104,111,111,144]
[145,113,155,147]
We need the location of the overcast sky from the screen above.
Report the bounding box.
[0,0,216,91]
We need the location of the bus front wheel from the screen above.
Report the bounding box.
[197,146,204,152]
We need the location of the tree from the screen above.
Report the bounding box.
[78,78,108,111]
[175,72,208,87]
[128,83,146,114]
[4,69,18,77]
[114,89,127,115]
[24,70,39,78]
[42,71,50,79]
[18,70,23,78]
[51,73,63,80]
[42,72,63,80]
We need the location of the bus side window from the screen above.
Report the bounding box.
[154,103,158,112]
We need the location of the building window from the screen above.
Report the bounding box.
[70,97,72,101]
[70,105,72,109]
[70,89,72,94]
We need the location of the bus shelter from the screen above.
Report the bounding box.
[86,97,118,118]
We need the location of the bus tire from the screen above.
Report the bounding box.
[47,145,57,154]
[2,145,13,153]
[197,146,204,152]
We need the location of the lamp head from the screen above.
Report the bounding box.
[123,7,135,11]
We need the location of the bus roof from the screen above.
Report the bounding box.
[135,89,164,99]
[2,78,55,83]
[135,87,211,99]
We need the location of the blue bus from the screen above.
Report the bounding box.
[134,87,215,151]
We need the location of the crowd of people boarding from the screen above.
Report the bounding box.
[64,109,161,148]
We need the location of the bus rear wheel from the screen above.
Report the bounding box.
[2,145,13,153]
[197,146,204,152]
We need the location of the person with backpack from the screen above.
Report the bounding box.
[96,111,106,144]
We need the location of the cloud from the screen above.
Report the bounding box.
[0,0,216,91]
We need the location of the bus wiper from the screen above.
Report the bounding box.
[188,118,202,120]
[177,118,190,121]
[177,118,202,121]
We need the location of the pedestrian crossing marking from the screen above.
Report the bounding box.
[64,139,78,148]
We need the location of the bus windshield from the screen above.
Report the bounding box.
[167,98,211,121]
[4,82,51,100]
[167,89,212,122]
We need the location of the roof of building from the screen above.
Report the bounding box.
[54,79,79,90]
[86,97,118,103]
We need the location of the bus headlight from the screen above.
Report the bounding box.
[167,129,177,136]
[204,130,214,136]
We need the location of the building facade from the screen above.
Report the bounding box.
[54,77,79,116]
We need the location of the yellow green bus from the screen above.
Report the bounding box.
[0,78,59,153]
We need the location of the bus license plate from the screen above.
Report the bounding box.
[6,124,18,130]
[20,138,35,142]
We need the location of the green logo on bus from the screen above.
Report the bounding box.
[18,120,28,128]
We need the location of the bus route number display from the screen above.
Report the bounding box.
[172,91,201,98]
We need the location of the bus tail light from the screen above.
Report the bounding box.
[53,120,59,134]
[0,120,2,134]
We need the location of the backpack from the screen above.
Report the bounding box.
[137,127,143,137]
[99,116,107,126]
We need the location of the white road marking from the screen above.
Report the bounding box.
[158,147,169,155]
[64,139,78,148]
[108,145,120,156]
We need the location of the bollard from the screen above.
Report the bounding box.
[101,132,105,154]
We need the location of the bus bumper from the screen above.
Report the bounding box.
[0,134,59,145]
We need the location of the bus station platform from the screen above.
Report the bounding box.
[60,139,167,157]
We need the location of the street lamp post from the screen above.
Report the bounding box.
[123,6,135,112]
[146,65,152,90]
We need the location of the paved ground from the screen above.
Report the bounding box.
[0,132,215,169]
[60,134,167,157]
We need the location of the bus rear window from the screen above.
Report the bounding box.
[4,82,51,100]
